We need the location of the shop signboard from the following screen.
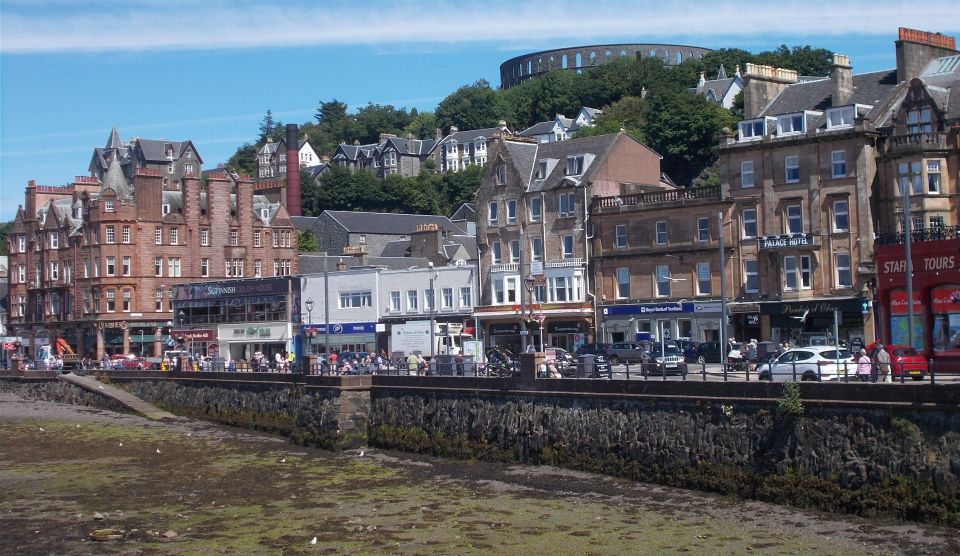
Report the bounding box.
[489,323,521,336]
[603,302,693,316]
[758,233,815,250]
[303,322,377,335]
[547,321,586,334]
[174,277,291,301]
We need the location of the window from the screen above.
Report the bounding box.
[744,259,759,293]
[339,291,372,308]
[655,265,671,297]
[509,240,520,264]
[407,290,418,311]
[739,119,767,140]
[93,289,101,312]
[547,276,579,302]
[104,199,114,212]
[742,208,757,238]
[442,288,454,309]
[106,290,116,312]
[254,260,262,277]
[459,287,472,308]
[566,155,584,175]
[536,161,547,180]
[122,289,131,312]
[907,108,932,134]
[506,200,517,224]
[741,161,755,188]
[529,197,542,222]
[390,291,401,312]
[122,256,131,276]
[927,161,941,193]
[616,267,630,299]
[491,241,502,264]
[777,113,805,135]
[655,221,667,245]
[930,215,945,230]
[833,200,849,232]
[169,227,178,245]
[786,204,802,234]
[154,257,162,277]
[200,228,209,246]
[799,256,811,289]
[17,265,25,283]
[201,258,209,277]
[155,227,162,245]
[830,151,846,178]
[835,253,852,288]
[167,257,181,278]
[531,237,543,262]
[611,223,628,249]
[562,235,574,258]
[162,203,171,215]
[105,225,115,244]
[48,261,59,281]
[496,164,506,185]
[229,229,239,246]
[17,235,25,252]
[912,216,925,231]
[488,201,498,225]
[423,289,435,311]
[49,232,59,249]
[784,155,800,183]
[898,161,923,195]
[253,231,261,248]
[273,233,279,248]
[784,256,798,290]
[826,105,855,129]
[558,192,575,217]
[105,256,116,276]
[167,162,174,174]
[696,262,711,295]
[697,218,709,242]
[122,225,131,244]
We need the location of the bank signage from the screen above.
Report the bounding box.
[603,302,693,316]
[759,233,815,250]
[302,322,377,335]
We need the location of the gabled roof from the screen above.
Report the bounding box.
[450,202,476,222]
[323,210,466,235]
[504,140,540,189]
[133,138,203,164]
[519,121,558,137]
[439,126,502,144]
[106,127,123,150]
[382,137,438,156]
[759,70,898,118]
[528,132,626,192]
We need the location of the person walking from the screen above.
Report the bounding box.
[746,340,758,373]
[874,343,892,383]
[406,353,418,375]
[856,348,872,382]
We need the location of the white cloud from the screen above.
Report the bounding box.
[3,1,957,54]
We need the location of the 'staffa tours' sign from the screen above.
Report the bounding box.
[758,233,815,250]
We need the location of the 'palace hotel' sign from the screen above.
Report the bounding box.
[759,233,815,250]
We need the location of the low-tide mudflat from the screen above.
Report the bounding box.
[1,392,956,555]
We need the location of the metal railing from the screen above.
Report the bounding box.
[874,225,959,246]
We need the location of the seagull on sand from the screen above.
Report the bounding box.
[310,537,317,545]
[156,448,161,454]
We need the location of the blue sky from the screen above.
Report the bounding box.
[2,0,958,222]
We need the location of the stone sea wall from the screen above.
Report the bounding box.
[1,379,132,415]
[367,390,960,526]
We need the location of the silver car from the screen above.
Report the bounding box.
[757,346,855,381]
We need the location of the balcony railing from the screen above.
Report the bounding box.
[545,258,584,267]
[593,186,721,210]
[490,263,519,273]
[888,132,948,153]
[874,225,960,246]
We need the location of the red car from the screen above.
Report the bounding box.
[866,343,928,380]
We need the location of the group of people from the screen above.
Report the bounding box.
[856,344,893,383]
[325,350,392,375]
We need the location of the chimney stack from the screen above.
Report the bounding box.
[742,63,798,119]
[830,54,853,107]
[896,27,958,83]
[285,123,301,216]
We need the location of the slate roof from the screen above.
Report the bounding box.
[526,132,627,192]
[323,211,466,235]
[383,137,438,155]
[100,159,133,200]
[439,126,501,145]
[450,202,475,222]
[504,140,540,188]
[519,121,557,137]
[759,70,899,118]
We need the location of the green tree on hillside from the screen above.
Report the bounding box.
[436,80,499,132]
[0,221,11,256]
[226,143,258,177]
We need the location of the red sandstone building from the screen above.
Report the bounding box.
[6,129,299,360]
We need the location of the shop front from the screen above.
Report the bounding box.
[475,302,592,353]
[600,301,722,343]
[302,322,379,356]
[218,322,291,364]
[876,236,960,372]
[170,329,217,357]
[760,298,867,347]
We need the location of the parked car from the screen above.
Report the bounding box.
[673,339,699,361]
[688,341,724,364]
[112,354,147,370]
[607,342,652,365]
[576,343,612,357]
[757,346,855,381]
[647,343,688,376]
[866,343,928,380]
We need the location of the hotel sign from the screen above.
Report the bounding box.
[759,233,814,250]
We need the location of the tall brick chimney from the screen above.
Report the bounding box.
[896,28,957,83]
[742,63,798,120]
[285,124,301,216]
[830,54,853,107]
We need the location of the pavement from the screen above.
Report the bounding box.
[58,372,178,420]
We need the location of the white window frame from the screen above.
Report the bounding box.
[506,199,517,224]
[122,256,131,276]
[833,200,849,232]
[49,232,59,249]
[201,258,209,277]
[784,155,800,183]
[615,224,627,248]
[122,225,131,244]
[616,267,630,299]
[529,197,542,222]
[441,287,454,310]
[200,228,209,246]
[784,255,798,291]
[826,105,855,129]
[777,113,805,135]
[655,265,671,298]
[531,237,544,262]
[407,290,418,312]
[655,221,667,245]
[697,218,709,242]
[488,201,498,226]
[742,208,757,239]
[562,235,574,258]
[105,225,115,244]
[339,291,373,309]
[831,150,846,178]
[558,192,575,217]
[155,227,162,245]
[154,257,162,277]
[491,241,502,264]
[696,262,711,295]
[169,227,178,245]
[744,259,759,293]
[509,240,520,264]
[835,253,852,288]
[927,160,941,193]
[390,291,401,312]
[740,160,755,188]
[460,287,473,308]
[105,256,115,277]
[786,204,803,234]
[565,155,584,175]
[496,164,506,185]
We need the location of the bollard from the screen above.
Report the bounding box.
[792,362,797,382]
[722,362,728,382]
[702,361,706,381]
[930,360,936,385]
[745,363,750,382]
[661,362,666,381]
[899,360,905,384]
[625,362,630,381]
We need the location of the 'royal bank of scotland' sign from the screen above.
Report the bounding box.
[758,233,814,250]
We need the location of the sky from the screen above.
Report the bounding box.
[2,0,959,222]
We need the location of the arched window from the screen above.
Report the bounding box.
[589,51,597,64]
[677,51,683,64]
[562,54,568,68]
[575,52,582,67]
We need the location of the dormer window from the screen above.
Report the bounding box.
[104,200,114,212]
[826,105,856,129]
[475,140,486,153]
[777,113,805,135]
[738,117,775,141]
[536,161,547,179]
[566,155,584,176]
[907,108,932,134]
[162,203,171,215]
[260,208,269,219]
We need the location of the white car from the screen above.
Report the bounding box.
[757,346,855,382]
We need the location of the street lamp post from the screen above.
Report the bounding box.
[324,254,330,367]
[304,296,314,358]
[900,180,915,349]
[718,211,729,359]
[429,262,436,360]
